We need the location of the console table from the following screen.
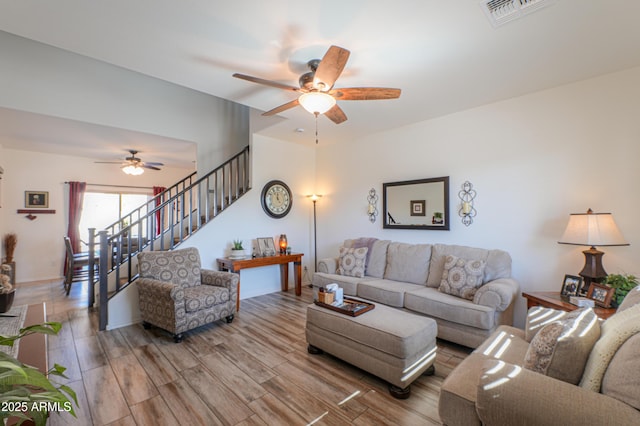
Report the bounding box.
[522,291,616,320]
[217,253,304,310]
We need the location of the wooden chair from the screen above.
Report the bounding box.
[63,236,98,295]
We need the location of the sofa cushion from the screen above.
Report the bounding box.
[367,240,391,278]
[312,273,375,296]
[384,242,432,285]
[438,255,486,300]
[580,302,640,391]
[523,308,600,385]
[426,244,511,288]
[337,246,368,278]
[601,333,640,410]
[405,287,496,330]
[138,247,201,288]
[356,279,425,308]
[183,285,230,313]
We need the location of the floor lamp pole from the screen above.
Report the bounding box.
[312,199,318,272]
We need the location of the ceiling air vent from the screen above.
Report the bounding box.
[480,0,556,27]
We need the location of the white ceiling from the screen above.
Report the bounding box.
[1,0,640,164]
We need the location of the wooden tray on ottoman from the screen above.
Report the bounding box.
[313,297,375,316]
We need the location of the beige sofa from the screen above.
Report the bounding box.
[438,286,640,426]
[313,238,519,349]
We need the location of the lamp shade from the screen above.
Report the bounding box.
[558,210,628,247]
[122,165,144,175]
[298,92,336,114]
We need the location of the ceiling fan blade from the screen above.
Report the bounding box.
[313,46,350,91]
[142,165,161,171]
[330,87,401,100]
[233,73,301,92]
[142,161,164,167]
[262,99,300,116]
[324,104,348,124]
[94,161,125,164]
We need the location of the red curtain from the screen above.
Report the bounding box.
[65,181,86,274]
[153,186,166,236]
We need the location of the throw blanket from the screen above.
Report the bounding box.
[579,302,640,391]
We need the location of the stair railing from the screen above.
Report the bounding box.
[93,145,250,330]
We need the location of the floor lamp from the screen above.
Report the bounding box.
[307,194,322,272]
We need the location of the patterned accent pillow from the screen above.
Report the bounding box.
[337,247,368,278]
[438,255,486,300]
[524,308,600,385]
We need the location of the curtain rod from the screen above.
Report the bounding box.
[64,182,153,190]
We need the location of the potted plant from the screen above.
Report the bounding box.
[0,322,77,425]
[230,239,246,259]
[602,273,639,307]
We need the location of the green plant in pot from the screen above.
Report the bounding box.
[230,239,246,259]
[0,322,77,425]
[602,273,639,307]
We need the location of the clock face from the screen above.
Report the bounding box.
[261,180,292,218]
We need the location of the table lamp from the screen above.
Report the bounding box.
[558,208,629,294]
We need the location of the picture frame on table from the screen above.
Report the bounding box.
[410,200,426,216]
[256,237,276,257]
[587,282,615,308]
[560,274,582,299]
[25,191,49,208]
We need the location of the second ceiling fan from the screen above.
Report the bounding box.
[233,45,401,124]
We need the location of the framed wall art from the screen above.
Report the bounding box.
[410,200,426,216]
[25,191,49,208]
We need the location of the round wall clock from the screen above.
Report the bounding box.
[261,180,293,218]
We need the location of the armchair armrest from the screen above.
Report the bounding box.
[474,278,519,312]
[136,277,184,304]
[476,359,640,425]
[201,269,238,289]
[317,257,339,274]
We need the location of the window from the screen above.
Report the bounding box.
[79,191,151,243]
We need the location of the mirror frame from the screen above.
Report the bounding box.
[382,176,450,230]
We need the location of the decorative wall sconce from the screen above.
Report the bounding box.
[458,181,477,226]
[367,188,378,223]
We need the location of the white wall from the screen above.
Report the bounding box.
[316,66,640,327]
[0,148,193,282]
[0,31,249,175]
[180,134,316,299]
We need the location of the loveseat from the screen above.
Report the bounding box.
[438,286,640,425]
[312,238,519,349]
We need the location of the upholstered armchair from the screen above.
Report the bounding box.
[136,247,238,342]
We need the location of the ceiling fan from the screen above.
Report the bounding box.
[95,150,164,175]
[233,45,401,124]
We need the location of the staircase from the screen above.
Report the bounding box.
[87,146,251,331]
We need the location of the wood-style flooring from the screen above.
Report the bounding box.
[14,279,471,426]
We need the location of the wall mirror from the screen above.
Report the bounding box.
[383,176,450,230]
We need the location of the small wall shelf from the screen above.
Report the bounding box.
[16,209,56,220]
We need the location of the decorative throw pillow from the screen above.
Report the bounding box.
[438,255,486,300]
[523,308,600,385]
[337,247,368,278]
[580,303,640,391]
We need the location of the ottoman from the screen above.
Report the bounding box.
[306,301,437,398]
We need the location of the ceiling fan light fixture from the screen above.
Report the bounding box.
[298,92,336,115]
[122,164,144,175]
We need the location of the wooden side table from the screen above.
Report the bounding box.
[217,253,304,311]
[522,291,616,320]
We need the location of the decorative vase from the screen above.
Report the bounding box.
[0,290,15,313]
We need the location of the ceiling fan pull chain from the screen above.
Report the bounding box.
[315,112,319,144]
